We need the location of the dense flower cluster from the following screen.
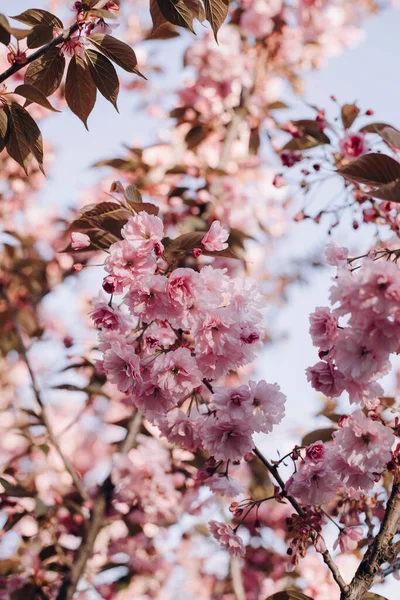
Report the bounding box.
[95,212,286,471]
[307,244,400,408]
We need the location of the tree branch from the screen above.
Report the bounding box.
[0,0,110,85]
[253,445,349,595]
[344,481,400,600]
[1,290,89,502]
[56,409,143,600]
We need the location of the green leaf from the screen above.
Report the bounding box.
[5,102,44,174]
[27,24,54,49]
[337,153,400,187]
[85,49,119,111]
[204,0,229,41]
[65,55,97,129]
[156,0,195,32]
[14,84,60,112]
[88,34,144,77]
[25,46,65,97]
[302,428,336,447]
[341,103,360,129]
[11,9,63,28]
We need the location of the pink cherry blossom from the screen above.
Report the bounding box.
[325,242,348,267]
[309,307,338,350]
[339,132,367,159]
[206,474,243,498]
[333,527,363,553]
[306,360,345,398]
[152,348,202,402]
[121,211,164,255]
[201,220,229,252]
[332,409,394,474]
[202,415,254,461]
[70,231,90,250]
[209,520,245,557]
[249,380,286,433]
[105,239,157,285]
[124,274,172,323]
[210,385,253,421]
[90,300,121,330]
[103,341,142,394]
[286,452,340,505]
[158,408,202,452]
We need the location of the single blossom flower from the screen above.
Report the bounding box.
[201,220,229,252]
[209,520,245,557]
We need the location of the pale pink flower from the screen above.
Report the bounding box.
[309,307,338,350]
[325,242,348,267]
[152,348,202,402]
[332,409,394,474]
[70,231,90,250]
[207,474,243,498]
[105,240,157,285]
[339,132,367,159]
[158,408,202,452]
[201,220,229,252]
[202,415,254,461]
[306,441,326,463]
[121,212,164,255]
[124,275,172,323]
[249,380,286,433]
[333,527,363,553]
[286,454,339,505]
[166,268,202,310]
[209,520,245,557]
[90,300,120,330]
[210,385,253,422]
[334,329,390,383]
[103,341,142,394]
[306,360,345,397]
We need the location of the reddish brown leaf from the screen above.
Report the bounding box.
[24,47,65,97]
[0,14,31,44]
[0,108,9,152]
[341,103,360,129]
[265,591,314,600]
[14,84,60,112]
[11,8,63,28]
[65,55,97,129]
[88,34,143,77]
[185,125,207,150]
[27,24,54,49]
[156,0,195,32]
[204,0,229,41]
[85,49,119,111]
[359,122,393,134]
[337,153,400,187]
[301,428,336,447]
[5,102,44,174]
[379,126,400,150]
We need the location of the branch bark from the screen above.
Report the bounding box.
[253,445,349,595]
[343,481,400,600]
[56,410,143,600]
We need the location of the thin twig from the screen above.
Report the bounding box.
[230,556,246,600]
[0,0,110,85]
[253,445,349,595]
[1,290,89,502]
[56,409,143,600]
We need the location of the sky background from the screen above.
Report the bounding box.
[6,0,400,597]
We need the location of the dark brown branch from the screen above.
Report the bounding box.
[56,410,143,600]
[0,0,110,86]
[343,482,400,600]
[253,445,349,595]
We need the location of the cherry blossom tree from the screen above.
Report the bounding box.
[1,1,400,600]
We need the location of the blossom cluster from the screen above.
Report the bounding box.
[307,243,400,408]
[92,211,286,465]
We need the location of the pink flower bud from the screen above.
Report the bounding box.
[70,232,90,251]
